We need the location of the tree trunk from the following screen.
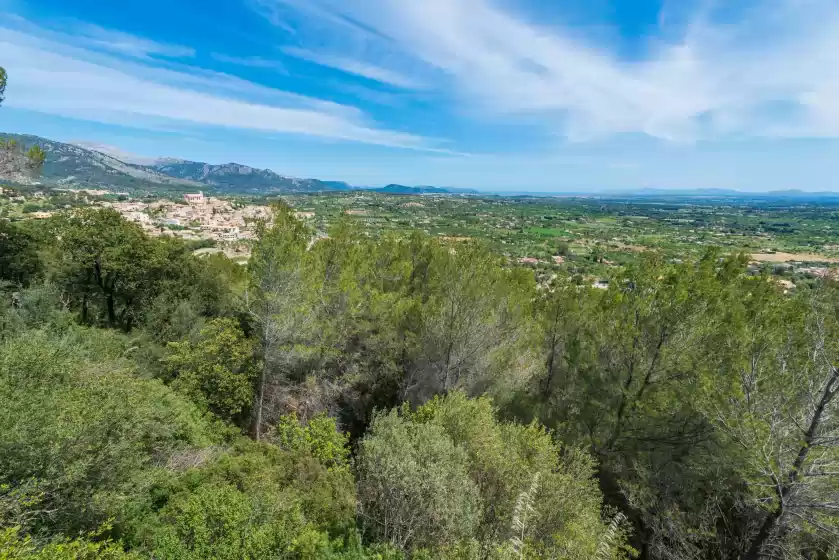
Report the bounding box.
[442,338,455,391]
[106,293,116,328]
[543,342,557,397]
[596,463,650,558]
[742,365,838,559]
[742,509,781,560]
[253,355,269,441]
[119,298,134,332]
[542,305,561,397]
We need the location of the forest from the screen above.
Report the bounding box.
[0,201,837,559]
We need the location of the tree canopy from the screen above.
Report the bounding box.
[0,205,837,559]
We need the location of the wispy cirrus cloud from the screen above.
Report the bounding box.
[0,19,441,150]
[253,0,839,142]
[73,23,196,59]
[210,52,288,72]
[282,46,424,89]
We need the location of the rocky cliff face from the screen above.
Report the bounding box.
[146,160,346,193]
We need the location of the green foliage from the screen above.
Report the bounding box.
[0,222,41,286]
[356,394,623,559]
[52,209,160,330]
[165,318,256,423]
[0,66,5,106]
[356,407,482,552]
[0,283,75,338]
[0,526,136,559]
[249,202,310,287]
[143,295,204,345]
[51,209,232,331]
[0,326,222,537]
[694,280,839,558]
[25,146,45,174]
[248,224,539,438]
[247,203,314,439]
[128,440,357,560]
[412,242,537,401]
[412,393,620,559]
[8,192,839,560]
[274,413,351,472]
[554,240,570,256]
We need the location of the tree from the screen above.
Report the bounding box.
[555,240,570,257]
[0,222,41,286]
[535,283,590,398]
[589,244,605,263]
[247,203,312,440]
[0,67,6,106]
[405,242,538,404]
[52,209,224,332]
[527,253,753,558]
[25,146,45,176]
[273,412,350,472]
[164,318,257,424]
[414,392,625,559]
[701,280,839,558]
[53,209,153,330]
[0,314,375,560]
[129,440,357,560]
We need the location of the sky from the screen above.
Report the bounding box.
[2,0,839,192]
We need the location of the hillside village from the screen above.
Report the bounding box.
[104,191,274,243]
[1,187,306,260]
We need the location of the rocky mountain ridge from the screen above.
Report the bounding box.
[0,133,474,195]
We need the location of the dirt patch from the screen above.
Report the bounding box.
[751,252,839,263]
[612,242,647,252]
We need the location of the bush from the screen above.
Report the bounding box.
[128,440,358,559]
[0,527,136,559]
[274,413,351,473]
[356,394,625,559]
[164,318,256,424]
[356,408,482,552]
[0,327,223,537]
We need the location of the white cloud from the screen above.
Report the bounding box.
[210,53,288,72]
[282,47,424,89]
[255,0,839,141]
[74,23,196,59]
[0,23,438,150]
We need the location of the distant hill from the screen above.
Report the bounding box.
[0,133,473,195]
[145,159,350,194]
[611,188,744,197]
[1,134,200,191]
[375,184,478,194]
[378,184,449,194]
[610,188,839,201]
[0,134,353,194]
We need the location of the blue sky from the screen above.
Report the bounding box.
[2,0,839,191]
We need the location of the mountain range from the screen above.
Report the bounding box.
[0,133,475,195]
[5,134,839,200]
